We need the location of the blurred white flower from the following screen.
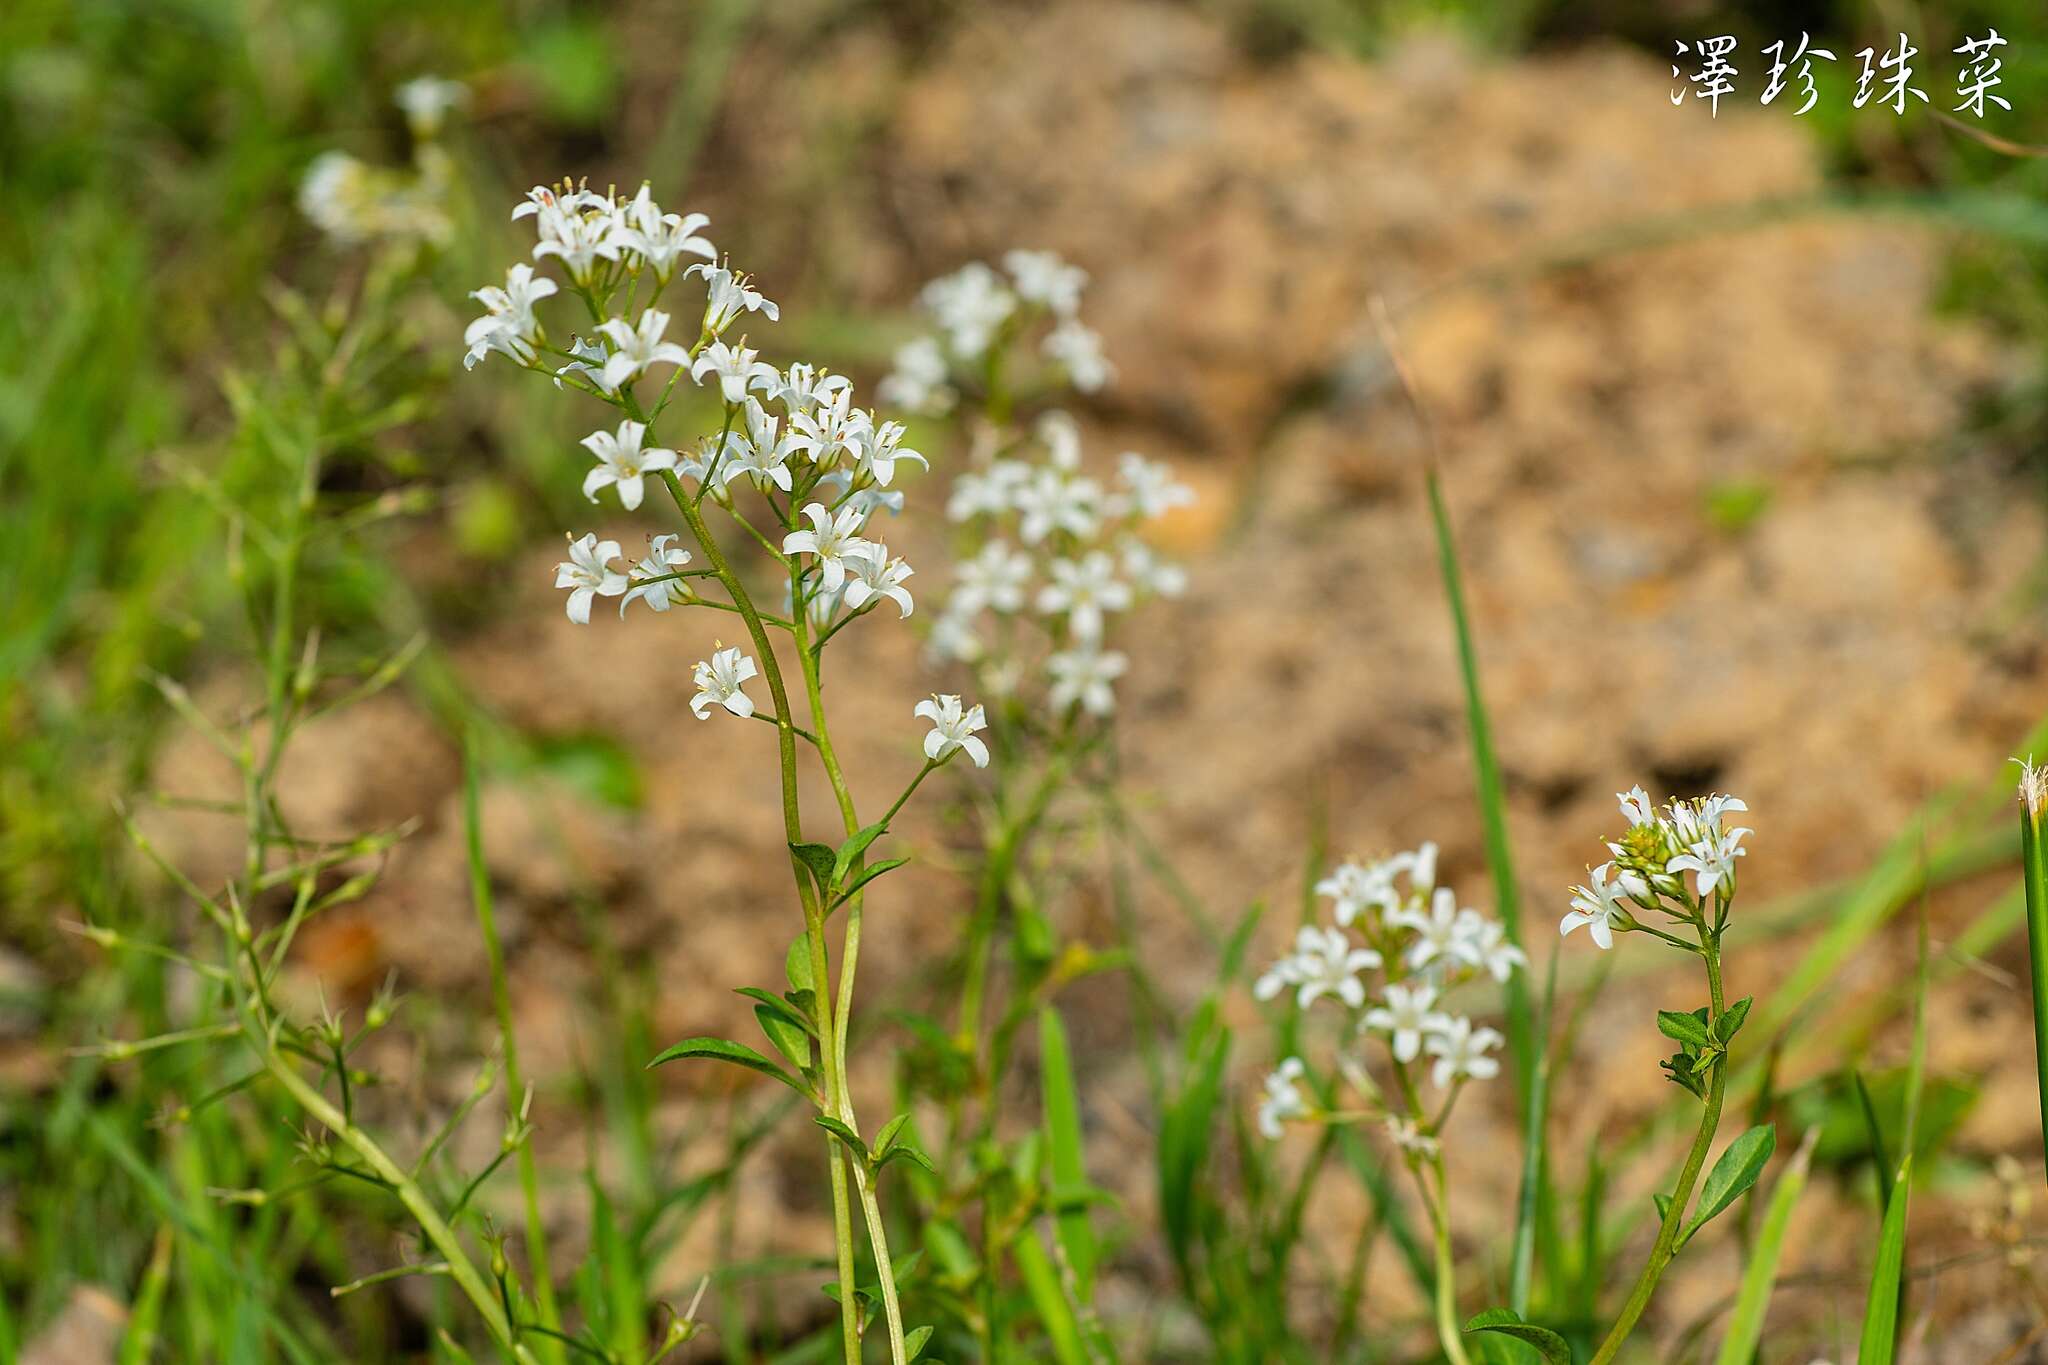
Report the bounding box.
[1014,467,1101,544]
[953,541,1032,615]
[394,76,469,136]
[1003,248,1087,316]
[554,533,628,625]
[915,694,989,768]
[1036,551,1131,640]
[579,420,677,511]
[1385,1115,1440,1157]
[877,336,953,414]
[1362,983,1451,1064]
[1047,645,1126,717]
[621,534,693,615]
[687,263,779,335]
[923,262,1016,358]
[1117,538,1187,598]
[927,609,983,664]
[782,503,881,594]
[1257,1057,1309,1139]
[691,646,758,719]
[1316,858,1404,928]
[1253,925,1382,1010]
[1043,319,1112,391]
[1472,919,1529,983]
[1391,887,1485,975]
[1114,452,1195,520]
[1425,1017,1504,1089]
[947,460,1030,522]
[1038,411,1084,471]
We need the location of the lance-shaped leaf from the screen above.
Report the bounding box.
[1679,1124,1775,1248]
[1462,1308,1572,1364]
[646,1037,808,1097]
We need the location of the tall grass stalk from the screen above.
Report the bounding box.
[2020,760,2048,1187]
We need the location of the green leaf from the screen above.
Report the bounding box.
[754,1004,811,1071]
[1852,1068,1893,1212]
[1713,995,1753,1044]
[812,1116,868,1164]
[874,1140,937,1175]
[832,819,891,886]
[1012,1231,1089,1365]
[735,986,815,1036]
[1461,1308,1573,1364]
[646,1037,808,1096]
[784,935,814,996]
[789,841,836,897]
[1038,1007,1098,1302]
[1856,1155,1914,1365]
[1656,1010,1713,1049]
[1679,1125,1775,1247]
[1652,1192,1672,1225]
[1714,1128,1817,1365]
[873,1113,912,1159]
[834,857,910,906]
[905,1325,934,1361]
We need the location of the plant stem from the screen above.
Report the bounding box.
[2020,777,2048,1191]
[1425,1156,1472,1365]
[1588,942,1729,1365]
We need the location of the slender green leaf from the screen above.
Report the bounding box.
[1656,1010,1713,1049]
[755,1005,811,1070]
[1713,996,1753,1044]
[1856,1155,1914,1365]
[736,986,816,1037]
[1462,1308,1572,1364]
[1679,1125,1774,1247]
[1852,1069,1892,1212]
[834,857,910,906]
[2023,776,2048,1187]
[873,1113,912,1159]
[874,1140,936,1175]
[1713,1128,1818,1365]
[1012,1231,1088,1365]
[905,1324,935,1361]
[812,1116,868,1163]
[646,1037,809,1096]
[785,935,814,995]
[1038,1007,1098,1301]
[832,819,891,886]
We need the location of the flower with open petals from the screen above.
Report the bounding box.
[717,399,795,493]
[553,336,618,394]
[1117,538,1187,598]
[621,534,693,615]
[1562,862,1643,950]
[464,264,556,370]
[1425,1016,1504,1089]
[1667,826,1749,899]
[922,263,1015,358]
[596,309,691,389]
[690,646,757,719]
[777,362,852,415]
[915,694,988,768]
[878,336,953,414]
[782,503,881,595]
[1471,919,1529,983]
[787,387,871,470]
[1316,858,1403,928]
[686,262,778,335]
[1047,645,1126,717]
[856,420,927,488]
[616,186,714,279]
[1362,983,1452,1064]
[533,202,624,285]
[1257,1058,1309,1139]
[1013,467,1101,543]
[1036,551,1131,640]
[1391,887,1485,976]
[690,340,778,407]
[1043,319,1112,391]
[843,551,915,618]
[953,541,1032,615]
[554,533,628,624]
[580,420,678,511]
[1003,248,1087,316]
[1114,452,1195,520]
[1254,926,1382,1010]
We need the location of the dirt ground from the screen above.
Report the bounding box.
[142,4,2048,1357]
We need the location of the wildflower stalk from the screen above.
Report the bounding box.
[1587,934,1728,1365]
[2019,759,2048,1188]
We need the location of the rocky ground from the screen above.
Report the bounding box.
[135,4,2048,1358]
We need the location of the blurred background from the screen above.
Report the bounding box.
[8,0,2048,1360]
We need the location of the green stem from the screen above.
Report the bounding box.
[1588,944,1729,1365]
[2021,787,2048,1192]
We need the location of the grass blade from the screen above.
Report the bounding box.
[1856,1154,1914,1365]
[1012,1230,1089,1365]
[1712,1128,1818,1365]
[2020,761,2048,1187]
[1038,1006,1099,1302]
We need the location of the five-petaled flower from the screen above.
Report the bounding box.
[1425,1017,1504,1090]
[1047,645,1127,717]
[1363,982,1451,1064]
[596,308,691,390]
[1253,925,1383,1010]
[1562,861,1642,950]
[580,420,678,511]
[621,534,693,616]
[691,646,758,720]
[1036,551,1132,640]
[691,340,779,407]
[915,694,989,768]
[554,533,629,624]
[782,503,881,595]
[843,552,916,619]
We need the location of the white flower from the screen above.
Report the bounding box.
[1362,983,1452,1064]
[843,486,904,523]
[595,309,691,389]
[1472,919,1528,983]
[1618,785,1657,827]
[922,262,1016,358]
[686,263,779,336]
[1118,539,1186,598]
[615,186,714,279]
[1425,1016,1504,1089]
[690,646,758,719]
[1315,858,1404,928]
[690,340,779,407]
[1254,926,1382,1010]
[394,76,468,135]
[1393,888,1486,975]
[1257,1057,1309,1140]
[947,460,1030,522]
[1038,411,1084,471]
[718,399,795,493]
[1666,826,1749,899]
[953,541,1032,615]
[855,420,927,487]
[843,551,915,618]
[464,263,557,370]
[621,534,693,615]
[1385,1115,1440,1157]
[1003,249,1087,316]
[927,609,983,664]
[1043,320,1112,391]
[915,694,988,768]
[533,202,625,284]
[777,362,852,415]
[579,420,678,511]
[782,503,881,595]
[553,335,617,394]
[786,387,871,470]
[553,533,628,624]
[877,336,953,414]
[1014,467,1102,544]
[1114,452,1195,520]
[1047,645,1126,717]
[1562,862,1645,950]
[1036,551,1132,640]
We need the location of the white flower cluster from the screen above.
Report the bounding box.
[299,79,464,246]
[932,411,1192,719]
[879,250,1111,415]
[1253,841,1524,1140]
[1562,787,1751,950]
[466,177,985,776]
